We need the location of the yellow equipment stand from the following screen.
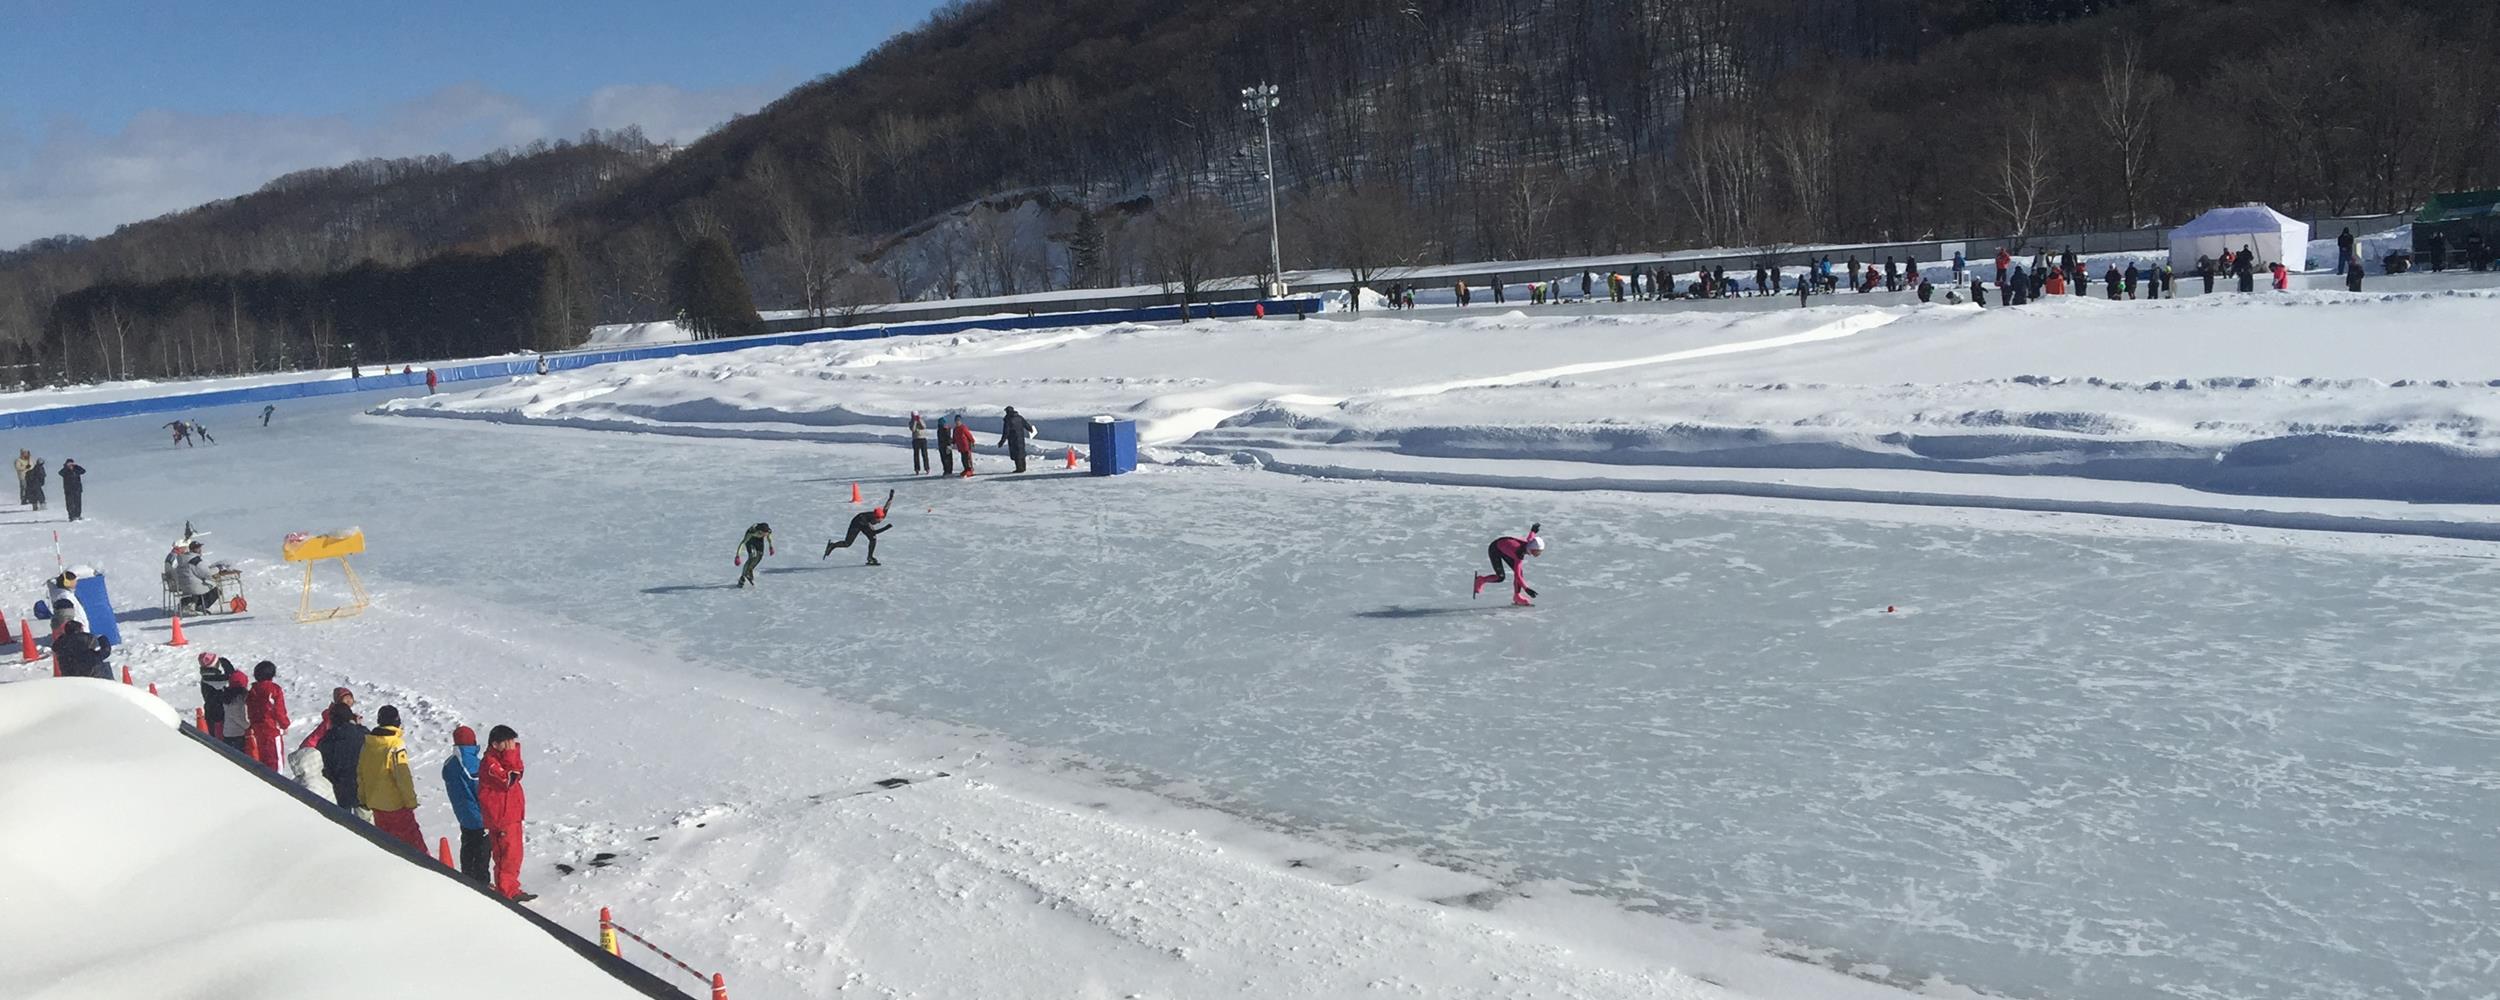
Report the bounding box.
[282,530,371,623]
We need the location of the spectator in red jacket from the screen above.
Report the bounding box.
[244,660,291,768]
[479,724,534,902]
[424,368,439,393]
[950,419,976,478]
[298,686,356,750]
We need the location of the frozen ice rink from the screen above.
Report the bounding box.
[31,385,2500,1000]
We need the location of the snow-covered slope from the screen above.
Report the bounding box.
[0,679,657,1000]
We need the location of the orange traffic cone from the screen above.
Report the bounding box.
[18,618,34,663]
[1064,447,1078,469]
[850,482,862,503]
[147,682,159,697]
[195,707,207,729]
[439,837,456,867]
[167,616,189,647]
[121,665,133,686]
[711,973,728,1000]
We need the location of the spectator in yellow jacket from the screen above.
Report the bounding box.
[358,705,425,850]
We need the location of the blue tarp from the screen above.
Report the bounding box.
[0,297,1321,431]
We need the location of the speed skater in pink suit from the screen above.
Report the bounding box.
[1473,522,1545,606]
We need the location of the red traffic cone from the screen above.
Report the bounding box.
[711,973,728,1000]
[1064,447,1078,469]
[166,616,189,647]
[121,665,133,686]
[18,618,35,663]
[147,682,159,697]
[438,837,456,867]
[195,707,207,729]
[850,482,862,504]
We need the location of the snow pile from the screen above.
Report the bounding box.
[0,678,653,1000]
[584,321,697,347]
[384,280,2500,503]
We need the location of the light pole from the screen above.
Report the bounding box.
[1240,82,1285,298]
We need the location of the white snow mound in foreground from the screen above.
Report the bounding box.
[0,678,646,1000]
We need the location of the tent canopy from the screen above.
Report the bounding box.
[2416,190,2500,224]
[2169,204,2309,272]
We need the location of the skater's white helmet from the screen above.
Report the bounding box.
[1526,536,1546,555]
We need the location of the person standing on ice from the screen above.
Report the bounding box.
[260,404,275,427]
[733,522,775,588]
[318,703,368,812]
[479,724,533,901]
[359,704,425,850]
[535,355,550,376]
[934,416,956,477]
[999,406,1036,473]
[57,459,84,522]
[909,413,931,475]
[13,449,29,506]
[952,417,977,477]
[197,653,235,737]
[1473,523,1546,607]
[425,368,439,394]
[213,658,252,752]
[25,458,43,512]
[2336,227,2356,274]
[824,490,896,565]
[2346,256,2365,292]
[442,726,490,884]
[245,660,291,770]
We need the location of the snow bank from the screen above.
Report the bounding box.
[584,321,696,347]
[381,279,2500,506]
[0,679,659,1000]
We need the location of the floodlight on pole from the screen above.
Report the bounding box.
[1240,82,1286,298]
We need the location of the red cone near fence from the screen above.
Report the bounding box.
[1064,447,1077,469]
[850,482,862,503]
[18,618,34,662]
[121,665,133,686]
[166,616,189,647]
[147,682,158,697]
[195,707,207,729]
[439,837,455,867]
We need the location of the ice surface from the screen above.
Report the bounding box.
[19,389,2500,1000]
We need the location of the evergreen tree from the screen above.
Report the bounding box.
[1069,207,1107,289]
[670,237,761,339]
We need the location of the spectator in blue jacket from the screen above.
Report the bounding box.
[441,725,488,883]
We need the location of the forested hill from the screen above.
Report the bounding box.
[6,0,2495,384]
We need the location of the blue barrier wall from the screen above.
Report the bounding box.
[0,297,1321,431]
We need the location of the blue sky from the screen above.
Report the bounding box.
[0,0,949,247]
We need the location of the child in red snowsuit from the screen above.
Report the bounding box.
[479,725,534,902]
[245,660,291,768]
[1473,523,1545,606]
[951,419,977,477]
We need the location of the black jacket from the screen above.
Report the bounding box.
[1000,412,1035,444]
[54,628,111,679]
[57,462,83,494]
[320,719,369,801]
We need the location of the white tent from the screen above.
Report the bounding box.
[2169,204,2310,273]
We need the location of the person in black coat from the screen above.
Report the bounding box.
[25,458,44,512]
[998,407,1037,474]
[53,619,111,679]
[2234,250,2256,292]
[318,703,368,811]
[2197,257,2216,294]
[57,459,84,522]
[2105,265,2124,300]
[2346,258,2365,292]
[2427,231,2449,272]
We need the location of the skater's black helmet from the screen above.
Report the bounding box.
[754,522,771,533]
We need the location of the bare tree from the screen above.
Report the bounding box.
[1769,103,1838,237]
[1147,193,1246,317]
[747,154,829,317]
[1295,182,1430,294]
[2097,38,2170,228]
[1985,110,2058,241]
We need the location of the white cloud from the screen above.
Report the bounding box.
[0,79,783,249]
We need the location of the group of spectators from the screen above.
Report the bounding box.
[191,656,536,903]
[14,451,86,521]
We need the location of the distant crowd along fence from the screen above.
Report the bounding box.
[0,296,1323,431]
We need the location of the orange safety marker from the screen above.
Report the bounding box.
[439,837,456,867]
[18,618,35,662]
[711,973,728,1000]
[850,482,862,504]
[166,616,190,647]
[599,907,620,956]
[121,665,133,686]
[147,682,159,697]
[195,707,207,729]
[1064,447,1078,469]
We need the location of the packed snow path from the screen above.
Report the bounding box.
[25,388,2500,1000]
